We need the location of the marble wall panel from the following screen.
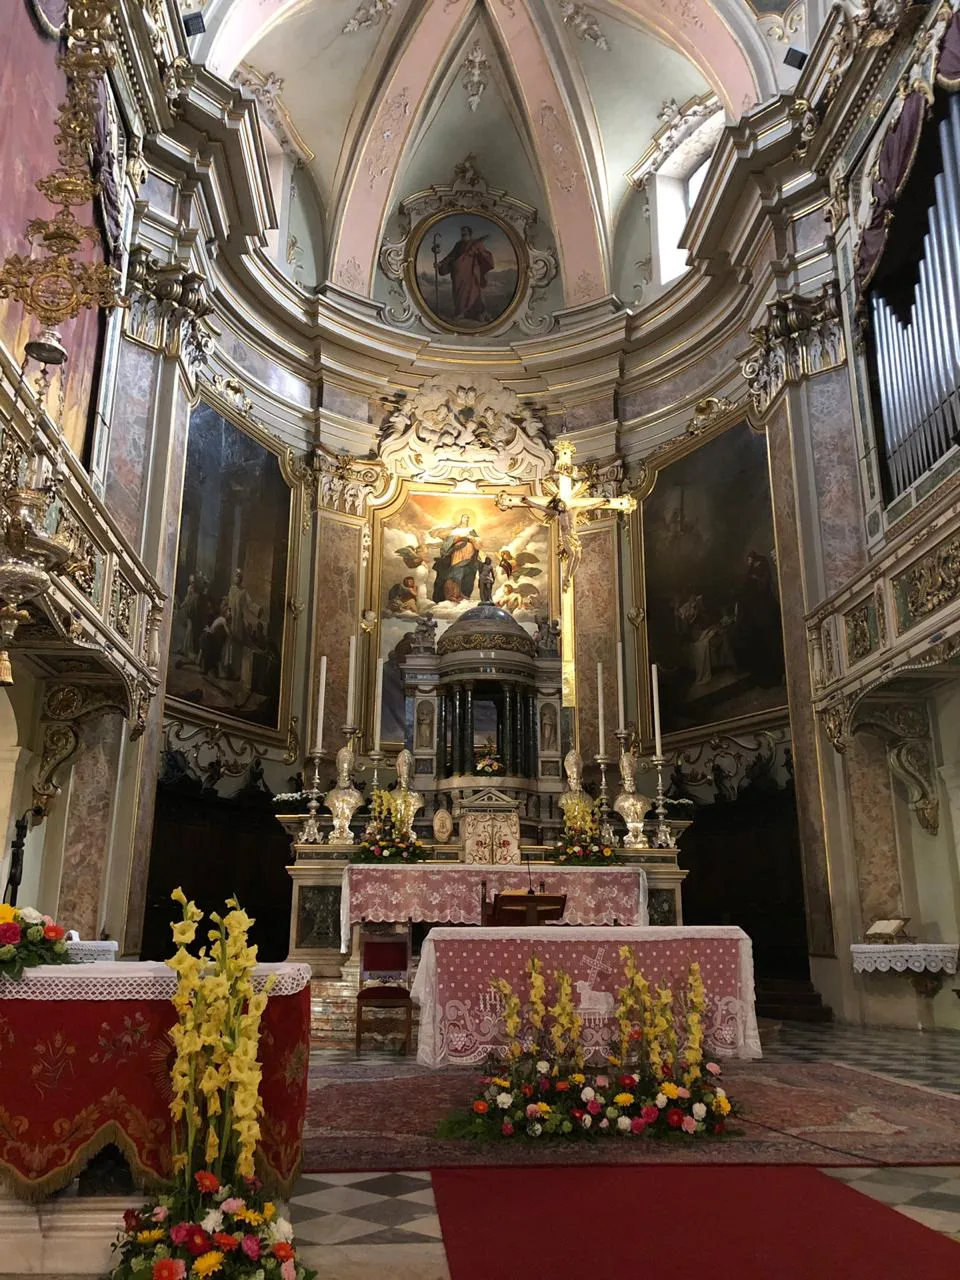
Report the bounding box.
[0,2,103,457]
[320,384,371,422]
[58,714,125,939]
[574,524,619,759]
[805,369,867,599]
[122,387,190,955]
[564,398,614,432]
[142,172,178,219]
[315,516,361,749]
[767,402,836,956]
[620,329,745,421]
[104,339,160,547]
[846,731,903,923]
[220,332,312,408]
[793,208,830,256]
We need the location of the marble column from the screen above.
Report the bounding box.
[515,689,526,778]
[525,693,537,778]
[462,684,474,774]
[450,685,463,776]
[436,695,448,778]
[503,686,516,775]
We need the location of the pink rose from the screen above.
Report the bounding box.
[631,1116,646,1133]
[706,1062,721,1076]
[641,1105,659,1124]
[681,1115,697,1134]
[151,1205,170,1222]
[586,1099,602,1115]
[502,1120,514,1136]
[220,1198,244,1214]
[281,1261,296,1280]
[526,1103,540,1119]
[676,1087,690,1099]
[599,1118,609,1130]
[241,1235,261,1261]
[595,1075,609,1087]
[169,1223,191,1246]
[0,922,21,945]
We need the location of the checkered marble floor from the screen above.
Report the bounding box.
[296,1023,960,1275]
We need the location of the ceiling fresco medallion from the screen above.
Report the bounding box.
[379,156,558,337]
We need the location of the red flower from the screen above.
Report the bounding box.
[714,1120,725,1135]
[122,1208,142,1233]
[0,921,21,945]
[538,1076,551,1091]
[42,923,65,941]
[501,1120,514,1136]
[554,1080,570,1092]
[571,1108,584,1120]
[666,1107,684,1129]
[182,1225,212,1256]
[661,1063,673,1077]
[273,1243,296,1262]
[213,1232,240,1252]
[194,1170,220,1194]
[472,1099,489,1114]
[618,1074,636,1087]
[241,1234,261,1261]
[630,1116,646,1134]
[169,1223,191,1246]
[521,1084,534,1097]
[641,1105,659,1124]
[243,1175,263,1191]
[152,1261,185,1280]
[586,1099,602,1115]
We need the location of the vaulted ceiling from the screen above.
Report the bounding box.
[198,0,781,307]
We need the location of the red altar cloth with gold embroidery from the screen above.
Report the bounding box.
[0,962,311,1200]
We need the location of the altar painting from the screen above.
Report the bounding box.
[642,422,786,736]
[165,400,293,734]
[377,491,551,742]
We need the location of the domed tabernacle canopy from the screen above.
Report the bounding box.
[436,603,535,657]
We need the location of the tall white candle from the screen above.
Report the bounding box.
[313,655,327,756]
[346,634,357,727]
[651,663,663,759]
[616,641,625,732]
[597,661,606,757]
[373,656,384,753]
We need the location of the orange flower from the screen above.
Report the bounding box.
[472,1099,489,1114]
[213,1233,240,1253]
[273,1243,295,1262]
[42,923,64,941]
[194,1170,220,1194]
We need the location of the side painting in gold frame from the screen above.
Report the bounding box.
[639,418,787,739]
[164,397,299,738]
[370,488,556,744]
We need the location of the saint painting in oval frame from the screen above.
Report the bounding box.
[406,211,527,335]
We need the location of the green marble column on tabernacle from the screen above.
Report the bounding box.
[463,683,474,774]
[450,684,463,776]
[437,693,448,777]
[503,685,516,775]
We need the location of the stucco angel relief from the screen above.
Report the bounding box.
[378,373,553,485]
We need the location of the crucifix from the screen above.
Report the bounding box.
[497,439,636,709]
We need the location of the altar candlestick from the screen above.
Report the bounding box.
[616,641,625,732]
[346,634,357,726]
[597,661,606,757]
[313,655,327,755]
[373,656,384,753]
[651,662,663,759]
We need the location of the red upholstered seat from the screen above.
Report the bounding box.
[356,925,413,1055]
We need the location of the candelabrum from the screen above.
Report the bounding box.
[652,753,677,849]
[368,747,384,793]
[595,753,616,847]
[298,751,325,844]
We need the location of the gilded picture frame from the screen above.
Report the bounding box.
[163,393,302,742]
[405,209,528,336]
[632,413,789,746]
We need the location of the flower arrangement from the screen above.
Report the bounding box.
[109,889,316,1280]
[551,794,623,865]
[350,789,430,863]
[474,740,503,776]
[0,903,69,980]
[442,951,735,1142]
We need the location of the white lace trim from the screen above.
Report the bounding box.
[0,960,313,1001]
[851,942,959,974]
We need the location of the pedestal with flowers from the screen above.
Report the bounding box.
[108,891,316,1280]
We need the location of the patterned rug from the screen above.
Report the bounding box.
[302,1058,960,1171]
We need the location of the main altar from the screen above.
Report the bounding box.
[276,387,690,980]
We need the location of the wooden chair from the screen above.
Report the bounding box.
[355,925,413,1056]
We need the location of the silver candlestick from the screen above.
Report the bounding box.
[368,747,384,793]
[652,753,677,849]
[595,753,616,846]
[298,751,325,844]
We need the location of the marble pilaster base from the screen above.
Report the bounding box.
[0,1187,136,1274]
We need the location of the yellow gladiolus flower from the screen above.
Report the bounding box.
[191,1251,225,1277]
[263,1201,276,1221]
[171,887,187,906]
[172,920,197,946]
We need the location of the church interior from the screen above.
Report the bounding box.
[2,0,960,1276]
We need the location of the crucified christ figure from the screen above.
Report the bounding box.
[496,440,636,592]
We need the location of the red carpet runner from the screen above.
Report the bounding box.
[431,1165,960,1279]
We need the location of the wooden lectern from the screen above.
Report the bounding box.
[482,887,566,927]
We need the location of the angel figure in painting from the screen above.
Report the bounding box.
[496,440,636,593]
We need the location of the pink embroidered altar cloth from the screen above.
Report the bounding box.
[411,925,761,1067]
[340,864,647,951]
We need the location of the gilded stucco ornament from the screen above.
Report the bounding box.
[740,282,846,417]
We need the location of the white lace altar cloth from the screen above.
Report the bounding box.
[0,960,312,1001]
[411,925,761,1067]
[341,864,648,952]
[851,942,959,974]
